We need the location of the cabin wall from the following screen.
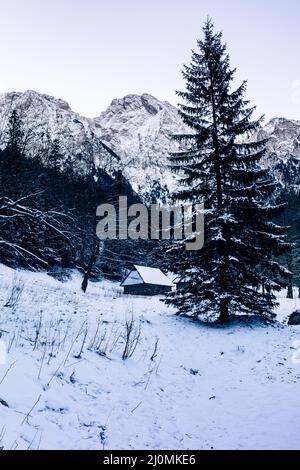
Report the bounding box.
[123,284,172,296]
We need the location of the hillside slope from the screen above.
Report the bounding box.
[0,264,299,450]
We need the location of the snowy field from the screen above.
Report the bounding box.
[0,263,300,450]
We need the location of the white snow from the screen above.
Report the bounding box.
[1,90,299,195]
[0,263,300,450]
[121,265,175,287]
[0,91,188,195]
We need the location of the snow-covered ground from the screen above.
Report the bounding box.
[0,263,299,450]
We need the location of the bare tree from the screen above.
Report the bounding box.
[0,193,74,266]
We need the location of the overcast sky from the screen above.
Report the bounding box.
[0,0,299,120]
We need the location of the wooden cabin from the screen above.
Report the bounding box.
[120,265,175,296]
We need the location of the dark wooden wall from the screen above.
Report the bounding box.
[123,284,172,296]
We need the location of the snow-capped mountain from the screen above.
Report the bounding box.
[94,97,300,192]
[253,117,300,189]
[254,117,300,166]
[0,90,119,177]
[95,98,300,191]
[94,93,188,193]
[0,90,299,194]
[0,90,187,193]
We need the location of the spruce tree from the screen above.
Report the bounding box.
[165,19,291,323]
[48,138,62,172]
[6,109,24,155]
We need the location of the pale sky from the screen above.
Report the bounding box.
[0,0,299,121]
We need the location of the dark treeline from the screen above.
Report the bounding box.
[277,189,300,298]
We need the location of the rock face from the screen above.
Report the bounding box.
[252,118,300,189]
[288,311,300,325]
[255,118,300,163]
[0,90,187,193]
[0,90,119,177]
[95,97,300,192]
[0,89,299,195]
[94,93,188,193]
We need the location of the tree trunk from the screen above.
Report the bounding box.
[81,270,89,293]
[219,299,229,323]
[287,284,293,299]
[287,253,293,299]
[80,238,100,293]
[209,66,230,325]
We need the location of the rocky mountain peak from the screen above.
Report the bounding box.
[94,93,188,193]
[103,93,164,116]
[0,89,299,195]
[0,89,71,113]
[0,90,117,176]
[255,116,300,162]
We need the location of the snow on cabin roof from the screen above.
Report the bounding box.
[132,265,174,287]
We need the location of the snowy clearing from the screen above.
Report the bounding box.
[0,263,299,450]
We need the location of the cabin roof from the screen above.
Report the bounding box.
[121,265,174,287]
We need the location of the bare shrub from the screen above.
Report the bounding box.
[74,323,88,359]
[0,425,5,450]
[4,273,24,308]
[122,314,141,360]
[95,329,109,357]
[150,337,159,362]
[88,320,120,358]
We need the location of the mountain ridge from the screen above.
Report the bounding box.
[0,89,299,194]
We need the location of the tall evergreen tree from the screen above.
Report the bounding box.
[165,20,291,323]
[6,109,24,155]
[48,138,62,172]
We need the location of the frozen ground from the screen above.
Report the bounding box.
[0,263,299,450]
